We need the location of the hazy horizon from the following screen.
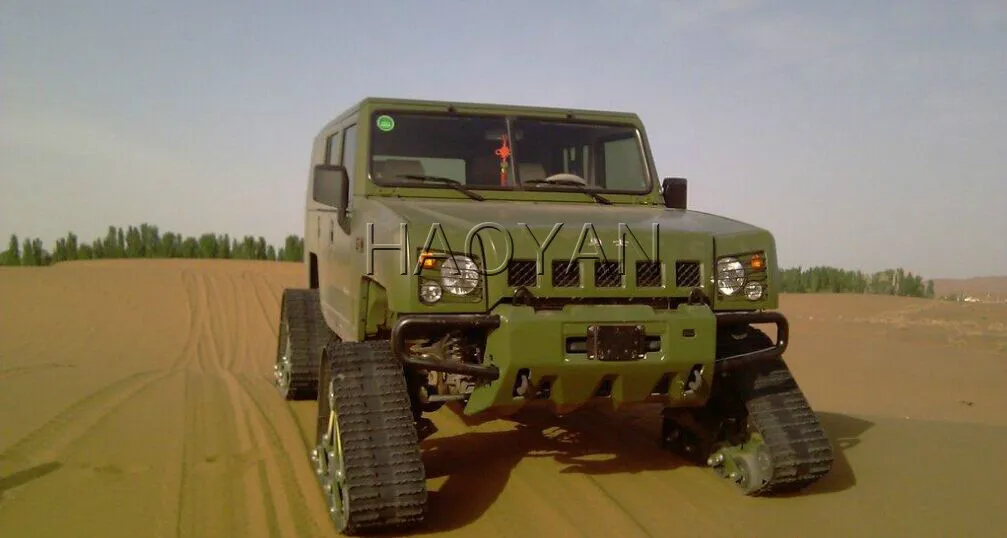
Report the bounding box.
[2,0,1005,279]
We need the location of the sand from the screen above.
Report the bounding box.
[1,259,1005,538]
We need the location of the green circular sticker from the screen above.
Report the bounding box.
[376,115,395,132]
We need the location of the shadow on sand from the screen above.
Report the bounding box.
[801,411,875,495]
[392,406,874,534]
[0,461,62,502]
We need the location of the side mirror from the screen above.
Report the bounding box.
[661,177,687,209]
[312,164,349,210]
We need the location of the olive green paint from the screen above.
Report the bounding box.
[306,96,782,411]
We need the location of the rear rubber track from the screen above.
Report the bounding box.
[275,288,333,400]
[314,339,427,535]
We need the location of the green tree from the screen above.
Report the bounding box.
[2,234,20,265]
[180,237,199,258]
[276,235,303,262]
[197,234,219,259]
[78,243,94,260]
[21,237,35,266]
[67,231,79,261]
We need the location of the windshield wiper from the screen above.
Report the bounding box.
[566,186,611,205]
[394,174,485,201]
[534,183,611,204]
[520,178,612,204]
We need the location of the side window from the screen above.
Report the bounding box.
[341,124,357,209]
[326,132,341,165]
[603,136,646,190]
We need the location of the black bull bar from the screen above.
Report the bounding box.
[714,311,790,371]
[388,311,790,379]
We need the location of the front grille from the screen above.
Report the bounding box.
[507,260,537,287]
[635,261,662,287]
[675,261,702,288]
[594,261,623,287]
[552,261,580,287]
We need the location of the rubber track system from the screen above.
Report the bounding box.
[275,288,332,400]
[732,354,834,494]
[318,340,427,534]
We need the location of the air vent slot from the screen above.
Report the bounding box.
[594,261,623,287]
[552,261,580,287]
[675,261,702,288]
[635,261,663,287]
[507,260,537,287]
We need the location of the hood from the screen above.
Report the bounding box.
[368,198,765,237]
[362,198,772,304]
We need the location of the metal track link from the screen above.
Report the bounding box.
[318,340,427,534]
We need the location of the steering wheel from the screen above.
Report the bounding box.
[525,173,588,186]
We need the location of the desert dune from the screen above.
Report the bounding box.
[1,259,1005,537]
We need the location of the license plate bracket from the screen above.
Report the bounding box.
[586,324,646,362]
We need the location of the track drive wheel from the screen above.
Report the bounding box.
[310,340,427,535]
[273,288,333,400]
[663,327,834,496]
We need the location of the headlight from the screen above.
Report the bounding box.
[441,255,480,295]
[744,281,763,301]
[716,257,746,296]
[419,280,443,303]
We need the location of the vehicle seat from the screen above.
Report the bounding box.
[373,159,426,180]
[469,155,502,186]
[518,162,547,182]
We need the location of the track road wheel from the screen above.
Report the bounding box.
[310,340,427,535]
[664,328,834,496]
[273,288,332,400]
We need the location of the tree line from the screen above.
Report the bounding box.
[0,224,936,299]
[778,266,935,298]
[1,224,303,266]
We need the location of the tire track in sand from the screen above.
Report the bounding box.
[0,269,205,467]
[175,267,325,538]
[0,363,75,382]
[0,368,168,466]
[166,266,199,538]
[244,270,280,344]
[223,268,328,538]
[175,269,205,373]
[173,268,271,538]
[229,267,334,536]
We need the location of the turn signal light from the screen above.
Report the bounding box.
[750,253,765,270]
[419,251,439,269]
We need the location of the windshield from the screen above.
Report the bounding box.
[367,111,652,193]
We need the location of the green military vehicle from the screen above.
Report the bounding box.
[272,97,833,535]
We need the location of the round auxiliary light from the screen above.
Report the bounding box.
[419,280,443,303]
[744,281,764,301]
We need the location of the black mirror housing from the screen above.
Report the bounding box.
[661,177,687,209]
[312,164,349,210]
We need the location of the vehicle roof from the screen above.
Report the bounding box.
[317,96,644,136]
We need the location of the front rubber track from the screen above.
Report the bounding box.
[723,331,835,495]
[276,288,332,400]
[320,340,427,534]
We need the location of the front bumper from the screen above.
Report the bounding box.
[390,304,789,415]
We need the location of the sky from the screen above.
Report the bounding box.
[2,0,1005,278]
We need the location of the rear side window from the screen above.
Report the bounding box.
[341,124,357,209]
[326,132,342,165]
